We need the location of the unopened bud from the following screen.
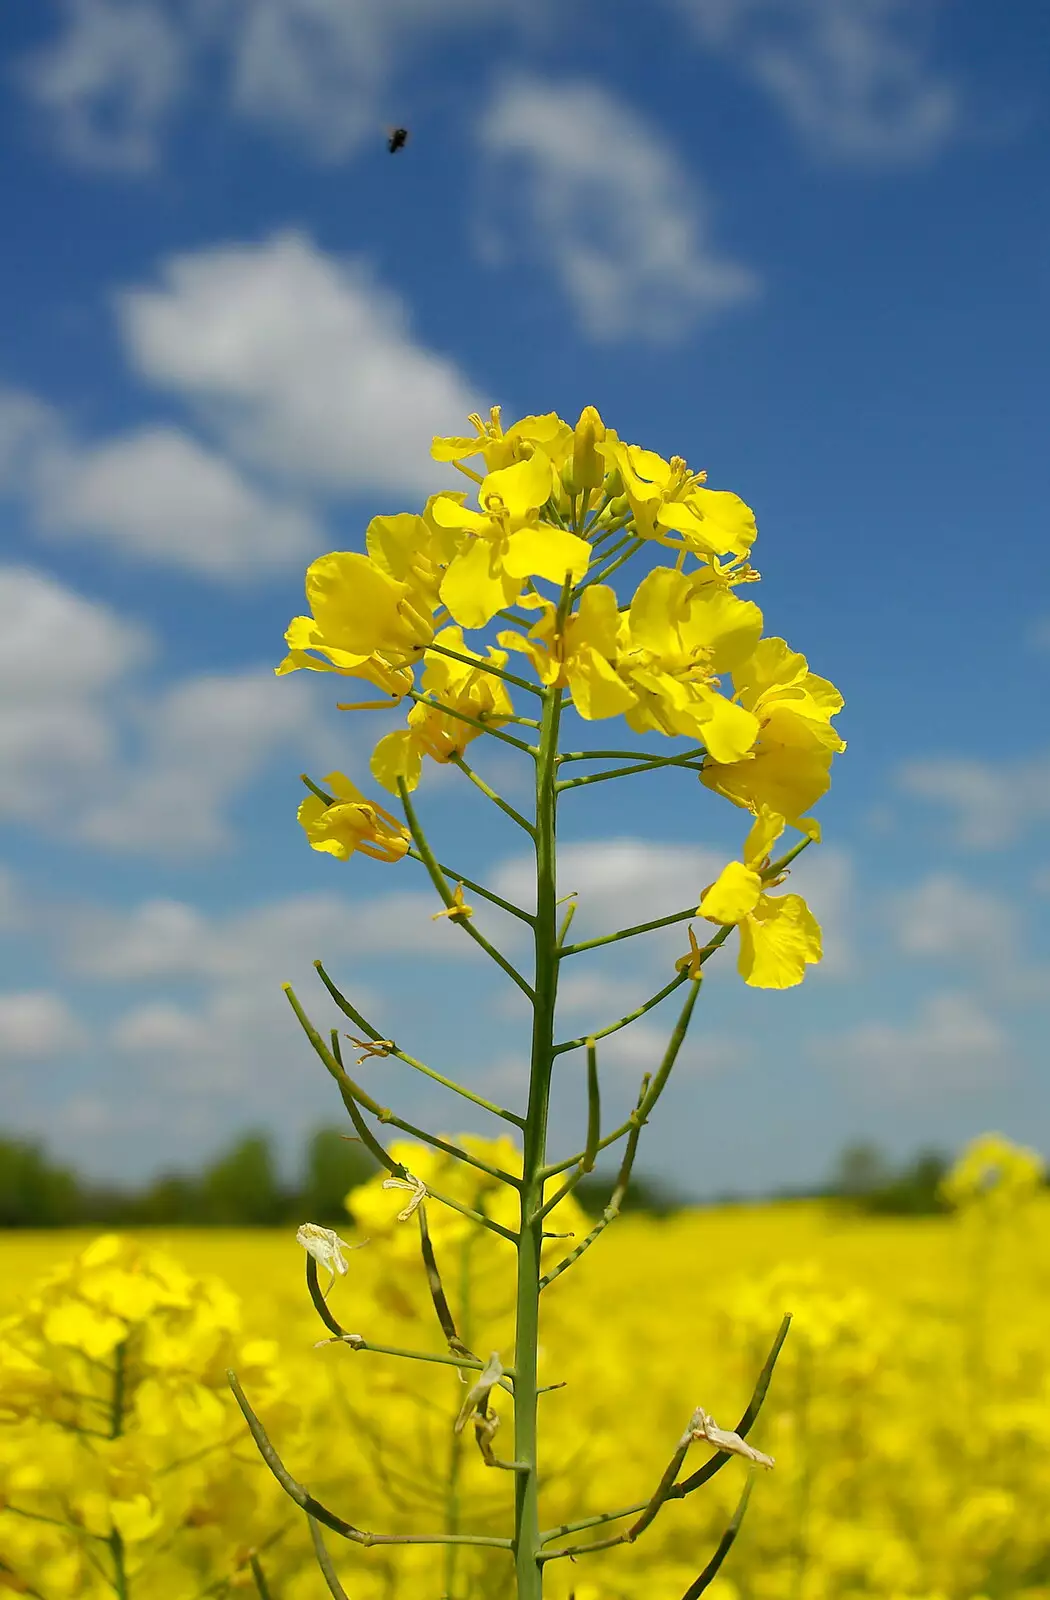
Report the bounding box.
[572,406,606,490]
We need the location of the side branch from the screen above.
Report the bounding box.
[398,779,536,1003]
[558,903,700,959]
[227,1372,512,1551]
[539,1074,648,1291]
[283,992,518,1241]
[680,1475,754,1599]
[556,748,706,792]
[402,690,537,755]
[423,638,544,698]
[315,961,526,1126]
[539,1315,790,1545]
[449,753,536,836]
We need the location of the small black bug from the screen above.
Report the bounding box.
[387,127,409,154]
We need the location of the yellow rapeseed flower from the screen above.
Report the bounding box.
[698,807,822,987]
[297,772,410,862]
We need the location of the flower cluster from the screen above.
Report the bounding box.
[278,405,844,988]
[0,1234,303,1596]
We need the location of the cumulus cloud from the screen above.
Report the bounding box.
[0,386,321,578]
[117,231,484,495]
[17,0,186,172]
[19,0,541,169]
[37,426,322,576]
[886,873,1017,964]
[0,991,84,1059]
[0,565,151,823]
[77,667,338,855]
[478,77,760,343]
[897,753,1050,849]
[664,0,958,165]
[812,990,1010,1097]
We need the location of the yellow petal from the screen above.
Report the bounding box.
[701,745,834,822]
[694,691,760,764]
[439,539,522,629]
[503,525,591,585]
[481,451,556,517]
[743,807,786,869]
[569,651,639,720]
[737,893,822,988]
[370,730,422,796]
[698,861,763,924]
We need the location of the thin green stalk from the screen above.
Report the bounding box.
[556,747,706,792]
[228,1372,513,1550]
[532,1038,602,1221]
[404,690,538,754]
[398,779,536,1003]
[450,754,536,836]
[109,1340,128,1599]
[539,1076,648,1291]
[539,1315,790,1544]
[309,1517,351,1600]
[558,903,701,959]
[680,1476,755,1599]
[249,1555,273,1599]
[315,960,527,1124]
[551,971,690,1066]
[405,860,536,925]
[283,993,518,1241]
[574,536,645,594]
[424,639,544,698]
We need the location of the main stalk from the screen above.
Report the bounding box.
[513,682,563,1599]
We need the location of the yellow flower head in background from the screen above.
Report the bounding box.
[940,1132,1045,1214]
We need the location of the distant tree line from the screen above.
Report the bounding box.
[0,1131,1013,1228]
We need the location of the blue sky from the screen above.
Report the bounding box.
[1,0,1048,1198]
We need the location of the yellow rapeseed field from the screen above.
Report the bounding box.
[1,1135,1047,1600]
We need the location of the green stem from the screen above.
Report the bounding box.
[450,754,536,836]
[228,1371,513,1550]
[405,859,535,925]
[558,903,701,959]
[424,639,544,698]
[309,1517,351,1600]
[314,961,526,1124]
[110,1340,128,1599]
[404,690,538,754]
[398,780,536,1002]
[513,676,564,1600]
[555,748,706,791]
[551,971,691,1066]
[249,1555,273,1599]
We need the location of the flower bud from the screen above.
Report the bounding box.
[572,406,606,490]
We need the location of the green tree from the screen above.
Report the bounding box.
[299,1127,378,1223]
[199,1133,285,1225]
[0,1137,80,1227]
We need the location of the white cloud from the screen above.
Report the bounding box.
[897,754,1050,848]
[224,0,515,159]
[38,426,321,576]
[493,838,725,930]
[0,565,151,823]
[0,991,84,1059]
[478,77,759,343]
[18,0,186,172]
[66,887,484,980]
[20,0,542,169]
[812,991,1010,1097]
[886,873,1017,964]
[0,386,321,579]
[665,0,958,165]
[118,231,484,495]
[599,1020,747,1076]
[77,667,337,855]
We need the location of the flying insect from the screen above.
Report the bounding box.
[387,127,409,154]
